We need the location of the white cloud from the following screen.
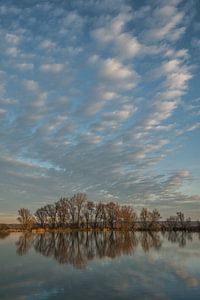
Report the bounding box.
[176,122,200,135]
[103,105,137,121]
[143,3,185,42]
[39,39,56,50]
[93,13,141,59]
[101,90,117,101]
[6,47,19,57]
[23,80,40,92]
[5,33,21,45]
[144,100,178,127]
[15,63,34,71]
[0,82,5,96]
[134,139,169,160]
[150,58,192,92]
[100,58,131,79]
[165,70,192,90]
[185,123,200,132]
[79,132,103,145]
[164,170,191,191]
[99,58,139,90]
[40,63,65,73]
[0,108,6,115]
[142,55,192,134]
[62,11,84,27]
[32,92,48,108]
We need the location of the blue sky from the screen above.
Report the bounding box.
[0,0,200,222]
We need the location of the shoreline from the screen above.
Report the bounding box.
[1,227,200,233]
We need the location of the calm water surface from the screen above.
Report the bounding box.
[0,231,200,300]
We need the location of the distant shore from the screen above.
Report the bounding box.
[1,221,200,233]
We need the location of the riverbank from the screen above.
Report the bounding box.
[1,222,200,233]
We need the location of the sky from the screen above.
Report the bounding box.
[0,0,200,222]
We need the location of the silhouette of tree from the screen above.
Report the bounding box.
[166,212,191,231]
[176,211,191,230]
[17,208,35,230]
[94,202,106,229]
[55,198,69,227]
[73,193,87,227]
[105,202,119,230]
[119,205,137,230]
[84,201,94,229]
[44,204,57,228]
[139,208,161,231]
[16,193,197,233]
[35,207,47,228]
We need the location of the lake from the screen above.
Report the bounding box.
[0,231,200,300]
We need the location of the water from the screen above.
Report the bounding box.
[0,231,200,300]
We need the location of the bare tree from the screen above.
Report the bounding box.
[74,193,87,228]
[17,208,35,230]
[35,207,47,228]
[140,208,150,231]
[140,208,161,231]
[94,202,106,229]
[176,212,191,231]
[149,209,161,231]
[84,201,94,229]
[105,202,119,230]
[119,205,137,230]
[55,197,69,227]
[166,216,178,231]
[44,204,57,228]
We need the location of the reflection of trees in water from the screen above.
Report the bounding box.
[15,232,34,255]
[93,231,139,260]
[162,231,193,248]
[0,225,10,239]
[140,232,162,252]
[15,231,196,268]
[32,231,139,269]
[15,231,139,268]
[0,231,10,239]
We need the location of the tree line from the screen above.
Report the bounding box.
[17,193,199,231]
